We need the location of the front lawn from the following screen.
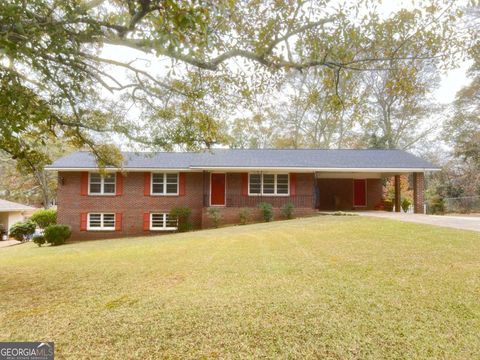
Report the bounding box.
[0,216,479,359]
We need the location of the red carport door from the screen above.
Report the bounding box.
[211,173,226,206]
[353,179,366,207]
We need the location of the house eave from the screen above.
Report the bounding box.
[46,166,441,172]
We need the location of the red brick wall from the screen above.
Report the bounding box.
[205,172,316,208]
[317,178,383,211]
[57,171,317,240]
[57,171,205,240]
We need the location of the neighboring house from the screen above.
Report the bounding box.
[46,149,440,240]
[0,199,36,237]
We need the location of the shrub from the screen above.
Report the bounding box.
[383,199,394,212]
[401,198,411,213]
[170,206,192,232]
[44,225,71,246]
[31,209,57,229]
[239,208,251,225]
[32,234,46,247]
[258,202,273,222]
[332,211,358,216]
[281,202,295,219]
[207,208,222,228]
[9,220,36,241]
[428,195,445,215]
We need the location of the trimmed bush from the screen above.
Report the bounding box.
[31,209,57,229]
[383,199,394,212]
[258,202,273,222]
[239,208,251,225]
[32,235,46,247]
[44,225,71,246]
[207,208,222,228]
[281,202,295,219]
[170,206,192,232]
[9,220,36,241]
[401,198,411,213]
[428,195,445,215]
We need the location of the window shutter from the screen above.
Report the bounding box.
[241,173,248,196]
[80,172,89,196]
[80,213,87,231]
[144,172,151,196]
[143,213,150,230]
[179,172,186,196]
[115,213,122,231]
[116,173,123,196]
[290,173,297,196]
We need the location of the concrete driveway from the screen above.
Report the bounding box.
[359,211,480,232]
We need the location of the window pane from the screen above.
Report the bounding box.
[90,173,101,183]
[104,174,116,183]
[89,183,101,193]
[166,183,178,194]
[152,173,164,194]
[103,183,115,194]
[276,174,289,194]
[249,174,261,194]
[89,214,102,228]
[89,173,102,193]
[166,174,178,194]
[103,214,115,228]
[165,214,178,228]
[263,174,275,194]
[151,213,164,228]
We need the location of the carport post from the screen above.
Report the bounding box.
[394,175,401,212]
[413,172,425,214]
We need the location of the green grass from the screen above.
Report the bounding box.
[1,216,479,359]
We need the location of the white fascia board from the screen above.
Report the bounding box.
[47,166,441,172]
[188,166,441,172]
[45,167,193,172]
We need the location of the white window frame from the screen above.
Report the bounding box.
[87,213,116,231]
[88,172,116,196]
[248,173,290,196]
[150,172,179,196]
[150,213,178,231]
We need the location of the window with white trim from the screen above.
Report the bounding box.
[150,213,178,231]
[87,213,115,231]
[89,173,116,195]
[151,173,179,195]
[248,173,289,196]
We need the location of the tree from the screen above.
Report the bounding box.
[444,40,480,168]
[0,0,466,167]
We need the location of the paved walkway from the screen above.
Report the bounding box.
[359,211,480,232]
[0,240,22,248]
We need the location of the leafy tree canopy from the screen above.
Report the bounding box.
[0,0,469,167]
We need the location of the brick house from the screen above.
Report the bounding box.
[46,149,439,240]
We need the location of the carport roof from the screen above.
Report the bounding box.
[46,149,440,171]
[0,199,36,212]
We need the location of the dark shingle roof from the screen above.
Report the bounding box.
[47,149,439,171]
[0,199,36,212]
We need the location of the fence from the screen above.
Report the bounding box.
[444,196,480,214]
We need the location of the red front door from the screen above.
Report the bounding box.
[353,179,366,207]
[211,173,226,206]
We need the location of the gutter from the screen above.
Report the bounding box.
[45,166,441,172]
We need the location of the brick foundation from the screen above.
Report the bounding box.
[201,207,317,229]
